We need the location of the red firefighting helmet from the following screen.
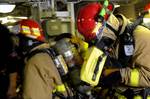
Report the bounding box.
[77,2,114,41]
[144,3,150,11]
[13,19,45,42]
[143,3,150,19]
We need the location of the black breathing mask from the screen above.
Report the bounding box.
[18,34,42,55]
[95,36,115,52]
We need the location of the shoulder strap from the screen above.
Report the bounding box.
[126,15,143,35]
[117,15,143,67]
[26,48,55,61]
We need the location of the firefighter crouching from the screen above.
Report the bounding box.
[76,1,150,98]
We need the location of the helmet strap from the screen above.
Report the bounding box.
[106,23,119,37]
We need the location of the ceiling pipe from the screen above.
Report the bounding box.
[111,0,140,6]
[71,0,140,5]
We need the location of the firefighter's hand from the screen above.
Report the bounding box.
[103,68,119,77]
[7,86,17,99]
[7,72,17,99]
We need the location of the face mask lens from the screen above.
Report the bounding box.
[96,36,114,50]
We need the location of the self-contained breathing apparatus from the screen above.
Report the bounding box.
[51,34,108,98]
[105,13,144,67]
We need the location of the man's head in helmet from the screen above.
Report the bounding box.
[77,3,103,41]
[77,2,120,50]
[11,19,46,53]
[13,19,45,42]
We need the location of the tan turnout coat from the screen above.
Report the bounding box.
[23,43,66,99]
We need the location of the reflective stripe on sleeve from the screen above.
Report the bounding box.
[114,92,127,99]
[56,84,66,92]
[130,68,139,87]
[147,95,150,99]
[133,95,142,99]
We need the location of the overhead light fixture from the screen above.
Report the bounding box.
[0,16,28,24]
[0,3,16,13]
[114,4,120,8]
